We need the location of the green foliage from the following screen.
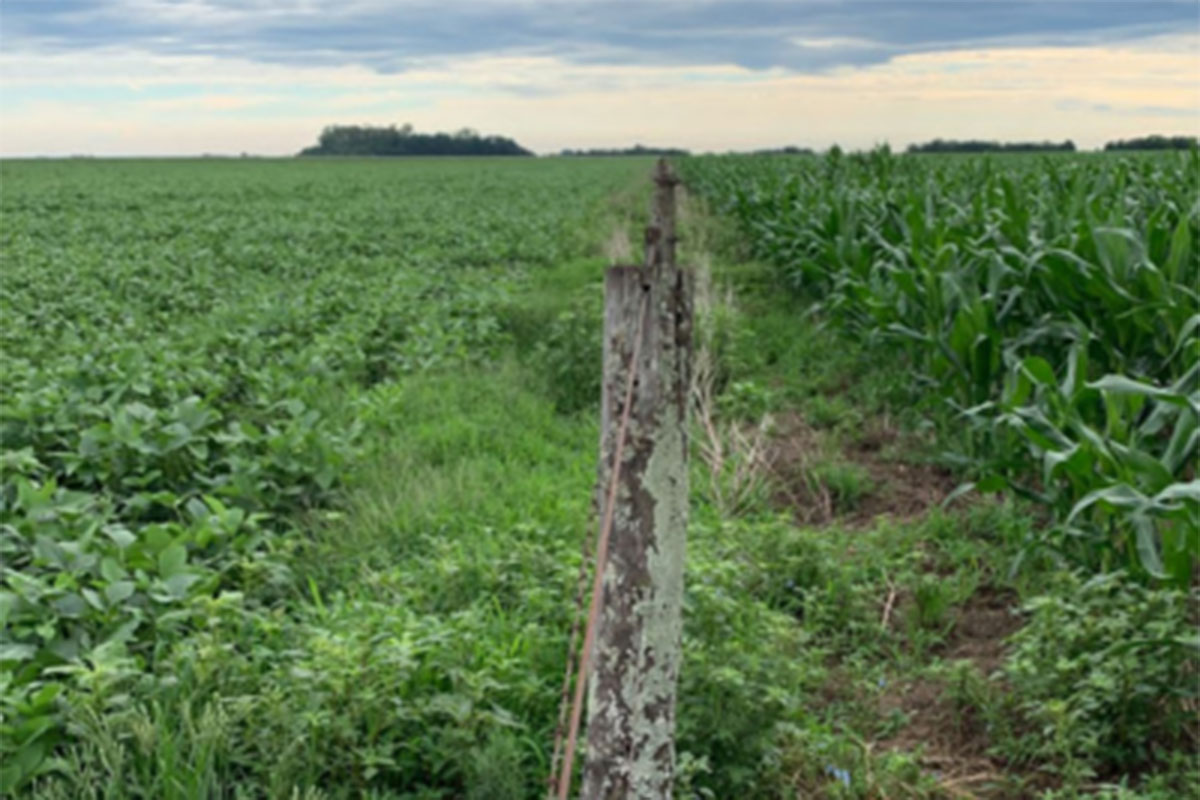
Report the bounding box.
[498,256,608,415]
[808,460,871,510]
[532,291,604,414]
[689,177,1196,798]
[717,380,774,419]
[905,573,954,635]
[779,725,938,799]
[0,157,642,793]
[299,123,531,156]
[679,520,817,796]
[680,149,1200,583]
[4,156,827,798]
[1002,571,1197,783]
[973,352,1199,582]
[18,376,825,797]
[7,150,1194,799]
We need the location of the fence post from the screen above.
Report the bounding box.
[581,160,693,799]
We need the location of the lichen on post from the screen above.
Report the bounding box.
[581,160,693,800]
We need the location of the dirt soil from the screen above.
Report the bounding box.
[766,411,1030,797]
[941,587,1022,676]
[763,411,960,527]
[876,588,1025,798]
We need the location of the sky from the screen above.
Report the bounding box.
[1,0,1198,156]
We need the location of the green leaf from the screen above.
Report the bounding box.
[1043,445,1088,486]
[976,474,1008,492]
[101,618,140,648]
[2,738,48,793]
[1108,442,1173,493]
[1067,484,1149,524]
[1087,375,1188,407]
[1021,356,1056,386]
[0,591,17,628]
[1153,480,1200,508]
[104,581,136,605]
[1132,515,1166,578]
[99,557,126,583]
[162,572,200,600]
[81,588,105,611]
[1062,340,1089,400]
[1164,416,1199,475]
[941,481,978,507]
[1166,314,1200,365]
[30,682,63,707]
[0,643,38,662]
[52,593,87,618]
[157,543,188,578]
[103,526,137,550]
[4,571,46,603]
[185,496,210,521]
[1163,213,1192,280]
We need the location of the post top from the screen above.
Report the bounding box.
[653,158,680,186]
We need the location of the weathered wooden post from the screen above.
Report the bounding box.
[580,159,693,798]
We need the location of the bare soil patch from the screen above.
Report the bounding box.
[762,412,960,527]
[764,406,1030,795]
[874,587,1025,797]
[941,587,1022,676]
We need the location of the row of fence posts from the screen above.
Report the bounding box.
[549,159,694,799]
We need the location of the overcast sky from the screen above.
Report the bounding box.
[2,0,1197,155]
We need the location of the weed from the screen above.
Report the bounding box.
[1001,571,1198,782]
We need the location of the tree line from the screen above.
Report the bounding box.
[907,139,1076,153]
[558,145,690,157]
[295,126,1197,158]
[1104,135,1197,151]
[906,135,1197,154]
[749,146,815,155]
[299,124,532,156]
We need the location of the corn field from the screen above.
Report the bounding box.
[680,148,1199,585]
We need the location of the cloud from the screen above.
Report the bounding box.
[2,2,1196,156]
[3,33,1196,156]
[791,37,885,51]
[3,1,1196,74]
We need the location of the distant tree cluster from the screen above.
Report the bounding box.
[558,144,690,157]
[1104,135,1198,151]
[299,124,532,156]
[752,146,814,155]
[906,139,1076,153]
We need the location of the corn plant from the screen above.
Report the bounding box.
[680,148,1200,584]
